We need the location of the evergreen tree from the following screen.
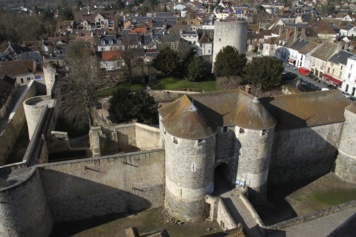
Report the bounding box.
[214,46,247,77]
[244,56,284,91]
[58,0,74,21]
[114,0,125,10]
[186,56,206,81]
[108,88,158,125]
[151,47,179,76]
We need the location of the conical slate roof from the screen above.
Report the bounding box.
[159,91,277,139]
[189,90,276,129]
[159,95,216,140]
[234,93,276,129]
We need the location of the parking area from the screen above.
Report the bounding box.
[282,63,355,101]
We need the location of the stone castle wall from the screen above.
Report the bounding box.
[164,133,215,222]
[0,168,53,237]
[135,123,161,149]
[0,81,37,165]
[335,109,356,183]
[215,127,239,184]
[269,123,343,185]
[39,149,165,223]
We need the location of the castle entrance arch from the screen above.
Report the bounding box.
[213,163,232,195]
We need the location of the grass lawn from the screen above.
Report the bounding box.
[285,173,356,216]
[150,77,216,91]
[96,77,216,97]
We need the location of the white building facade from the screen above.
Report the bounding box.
[342,55,356,96]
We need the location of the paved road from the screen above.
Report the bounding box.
[283,65,328,91]
[266,206,356,237]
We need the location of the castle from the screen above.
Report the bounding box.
[159,90,356,222]
[1,63,356,236]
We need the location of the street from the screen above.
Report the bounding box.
[283,64,328,91]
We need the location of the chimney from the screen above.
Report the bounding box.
[245,84,251,94]
[286,27,291,39]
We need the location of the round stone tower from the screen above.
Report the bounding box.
[159,95,217,222]
[213,20,248,69]
[23,95,51,140]
[43,63,56,96]
[335,102,356,183]
[235,96,276,202]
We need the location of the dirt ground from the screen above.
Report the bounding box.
[50,207,225,237]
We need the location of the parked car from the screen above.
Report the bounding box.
[342,92,352,99]
[290,65,298,70]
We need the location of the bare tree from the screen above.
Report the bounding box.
[216,76,243,91]
[121,35,143,85]
[59,41,105,129]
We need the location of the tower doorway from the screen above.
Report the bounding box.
[213,163,232,195]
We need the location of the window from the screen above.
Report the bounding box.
[222,127,228,133]
[348,73,351,79]
[208,50,210,54]
[219,38,221,41]
[351,64,353,70]
[239,128,245,134]
[261,130,267,136]
[27,77,31,81]
[173,137,178,144]
[198,139,205,145]
[20,78,24,84]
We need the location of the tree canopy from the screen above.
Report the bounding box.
[186,56,207,81]
[151,47,179,76]
[58,0,74,21]
[213,46,247,77]
[0,8,55,43]
[244,56,284,91]
[108,88,158,125]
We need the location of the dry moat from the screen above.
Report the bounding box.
[50,173,356,237]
